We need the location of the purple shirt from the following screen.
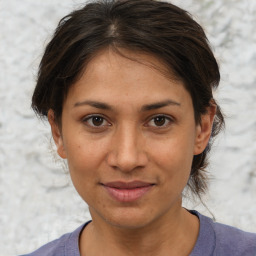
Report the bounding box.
[20,211,256,256]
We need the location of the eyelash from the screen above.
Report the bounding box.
[82,114,173,129]
[145,115,173,128]
[82,115,111,128]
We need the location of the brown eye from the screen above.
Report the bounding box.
[147,115,172,128]
[83,115,110,128]
[92,116,104,126]
[153,116,166,126]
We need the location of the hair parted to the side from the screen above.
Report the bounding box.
[32,0,224,198]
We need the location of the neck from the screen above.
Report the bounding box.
[80,207,199,256]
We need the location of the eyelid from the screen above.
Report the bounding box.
[82,114,111,128]
[145,114,174,128]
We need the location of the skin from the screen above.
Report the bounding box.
[49,49,216,256]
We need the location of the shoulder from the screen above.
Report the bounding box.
[192,210,256,256]
[19,222,89,256]
[20,233,69,256]
[212,219,256,255]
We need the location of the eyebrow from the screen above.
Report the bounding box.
[141,100,181,111]
[73,99,181,111]
[74,100,113,110]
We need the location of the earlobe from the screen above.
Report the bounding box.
[194,104,216,155]
[48,110,67,159]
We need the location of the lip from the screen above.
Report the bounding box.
[102,181,155,202]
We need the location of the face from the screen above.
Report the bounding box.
[49,50,214,229]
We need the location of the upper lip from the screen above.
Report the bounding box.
[102,181,154,189]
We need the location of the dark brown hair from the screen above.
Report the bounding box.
[32,0,224,197]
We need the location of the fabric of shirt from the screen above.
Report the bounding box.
[20,210,256,256]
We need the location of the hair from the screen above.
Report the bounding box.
[32,0,224,198]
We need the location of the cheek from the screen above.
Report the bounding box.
[150,135,195,184]
[155,148,193,178]
[64,138,106,182]
[151,132,195,165]
[64,140,106,203]
[156,149,193,199]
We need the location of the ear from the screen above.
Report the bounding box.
[48,110,67,159]
[194,104,216,155]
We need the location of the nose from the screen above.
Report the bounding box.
[106,125,148,172]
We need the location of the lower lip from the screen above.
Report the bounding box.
[103,185,153,202]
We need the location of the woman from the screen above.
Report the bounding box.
[22,0,256,255]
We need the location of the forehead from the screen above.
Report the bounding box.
[66,49,192,110]
[84,48,179,83]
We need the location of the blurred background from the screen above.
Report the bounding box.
[0,0,256,255]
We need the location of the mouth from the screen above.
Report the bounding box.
[101,181,155,202]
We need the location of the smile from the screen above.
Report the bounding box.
[102,181,155,202]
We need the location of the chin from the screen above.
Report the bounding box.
[92,206,157,230]
[106,216,152,230]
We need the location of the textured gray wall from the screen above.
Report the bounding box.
[0,0,256,255]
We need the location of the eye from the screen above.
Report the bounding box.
[83,115,110,128]
[147,115,172,128]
